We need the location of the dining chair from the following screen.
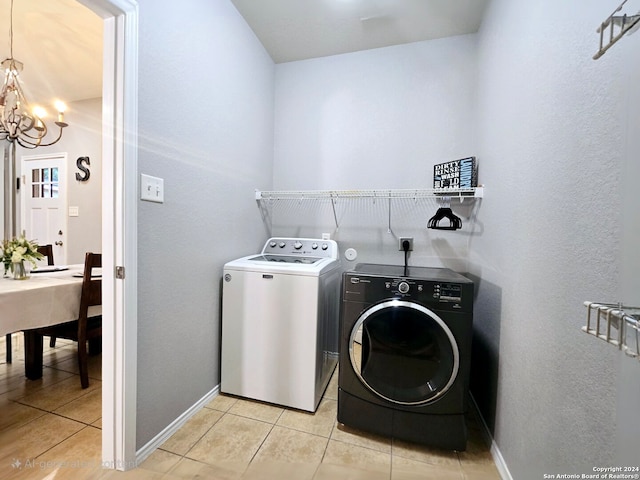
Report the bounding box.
[37,244,55,266]
[37,244,59,348]
[29,252,102,388]
[5,244,56,363]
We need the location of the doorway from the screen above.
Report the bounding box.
[20,152,68,265]
[77,0,139,470]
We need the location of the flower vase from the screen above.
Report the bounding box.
[13,261,28,280]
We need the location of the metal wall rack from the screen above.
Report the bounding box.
[255,187,484,201]
[582,301,640,361]
[255,187,484,231]
[593,0,640,59]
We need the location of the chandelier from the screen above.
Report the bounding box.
[2,0,70,239]
[0,0,68,148]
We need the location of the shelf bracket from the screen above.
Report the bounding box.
[593,0,640,59]
[582,301,640,360]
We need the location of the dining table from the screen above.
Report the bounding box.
[0,264,101,379]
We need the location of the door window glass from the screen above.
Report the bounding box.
[31,167,59,199]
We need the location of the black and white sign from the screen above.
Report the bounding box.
[433,157,477,189]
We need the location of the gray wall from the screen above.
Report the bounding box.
[271,34,479,272]
[474,0,631,477]
[130,0,639,470]
[135,0,274,448]
[270,0,638,477]
[12,97,102,265]
[617,25,640,466]
[60,98,103,265]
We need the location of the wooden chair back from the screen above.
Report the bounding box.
[25,252,103,388]
[79,252,102,325]
[37,244,54,266]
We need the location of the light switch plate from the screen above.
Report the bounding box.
[68,206,79,217]
[140,174,164,203]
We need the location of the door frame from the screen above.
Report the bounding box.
[19,152,69,264]
[78,0,139,470]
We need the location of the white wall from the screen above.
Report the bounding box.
[271,35,479,271]
[135,0,275,448]
[474,0,631,477]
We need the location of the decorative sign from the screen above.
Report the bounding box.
[433,156,477,189]
[75,156,91,182]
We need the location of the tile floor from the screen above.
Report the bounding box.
[1,334,501,479]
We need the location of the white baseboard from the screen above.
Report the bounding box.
[135,384,220,466]
[469,394,513,480]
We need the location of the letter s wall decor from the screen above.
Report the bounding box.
[75,156,91,181]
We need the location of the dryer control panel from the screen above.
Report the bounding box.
[382,278,462,303]
[343,269,473,313]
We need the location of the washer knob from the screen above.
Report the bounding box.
[293,241,303,250]
[279,242,286,248]
[321,243,328,250]
[311,243,318,249]
[269,241,277,248]
[398,281,410,294]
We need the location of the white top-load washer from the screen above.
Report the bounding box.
[221,237,341,412]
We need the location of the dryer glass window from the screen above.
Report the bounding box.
[350,303,458,405]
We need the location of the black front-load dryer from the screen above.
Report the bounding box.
[337,263,474,451]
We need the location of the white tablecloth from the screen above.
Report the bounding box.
[0,264,94,336]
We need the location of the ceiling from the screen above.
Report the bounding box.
[0,0,102,107]
[230,0,490,63]
[0,0,490,107]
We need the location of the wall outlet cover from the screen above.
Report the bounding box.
[398,237,414,251]
[140,174,164,203]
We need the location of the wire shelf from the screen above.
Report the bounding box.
[255,187,484,201]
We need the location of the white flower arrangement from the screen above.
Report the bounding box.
[1,235,44,275]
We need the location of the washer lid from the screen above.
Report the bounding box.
[247,254,323,265]
[225,254,340,276]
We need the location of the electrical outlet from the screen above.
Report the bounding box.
[398,237,414,251]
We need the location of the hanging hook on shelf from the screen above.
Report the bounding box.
[387,194,392,234]
[330,195,339,230]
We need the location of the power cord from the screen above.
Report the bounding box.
[402,240,410,277]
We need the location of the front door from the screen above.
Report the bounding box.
[20,153,68,265]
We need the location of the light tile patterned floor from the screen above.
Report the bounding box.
[1,334,501,479]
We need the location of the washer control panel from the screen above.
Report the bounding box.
[262,237,337,259]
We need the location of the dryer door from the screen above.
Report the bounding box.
[349,299,459,405]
